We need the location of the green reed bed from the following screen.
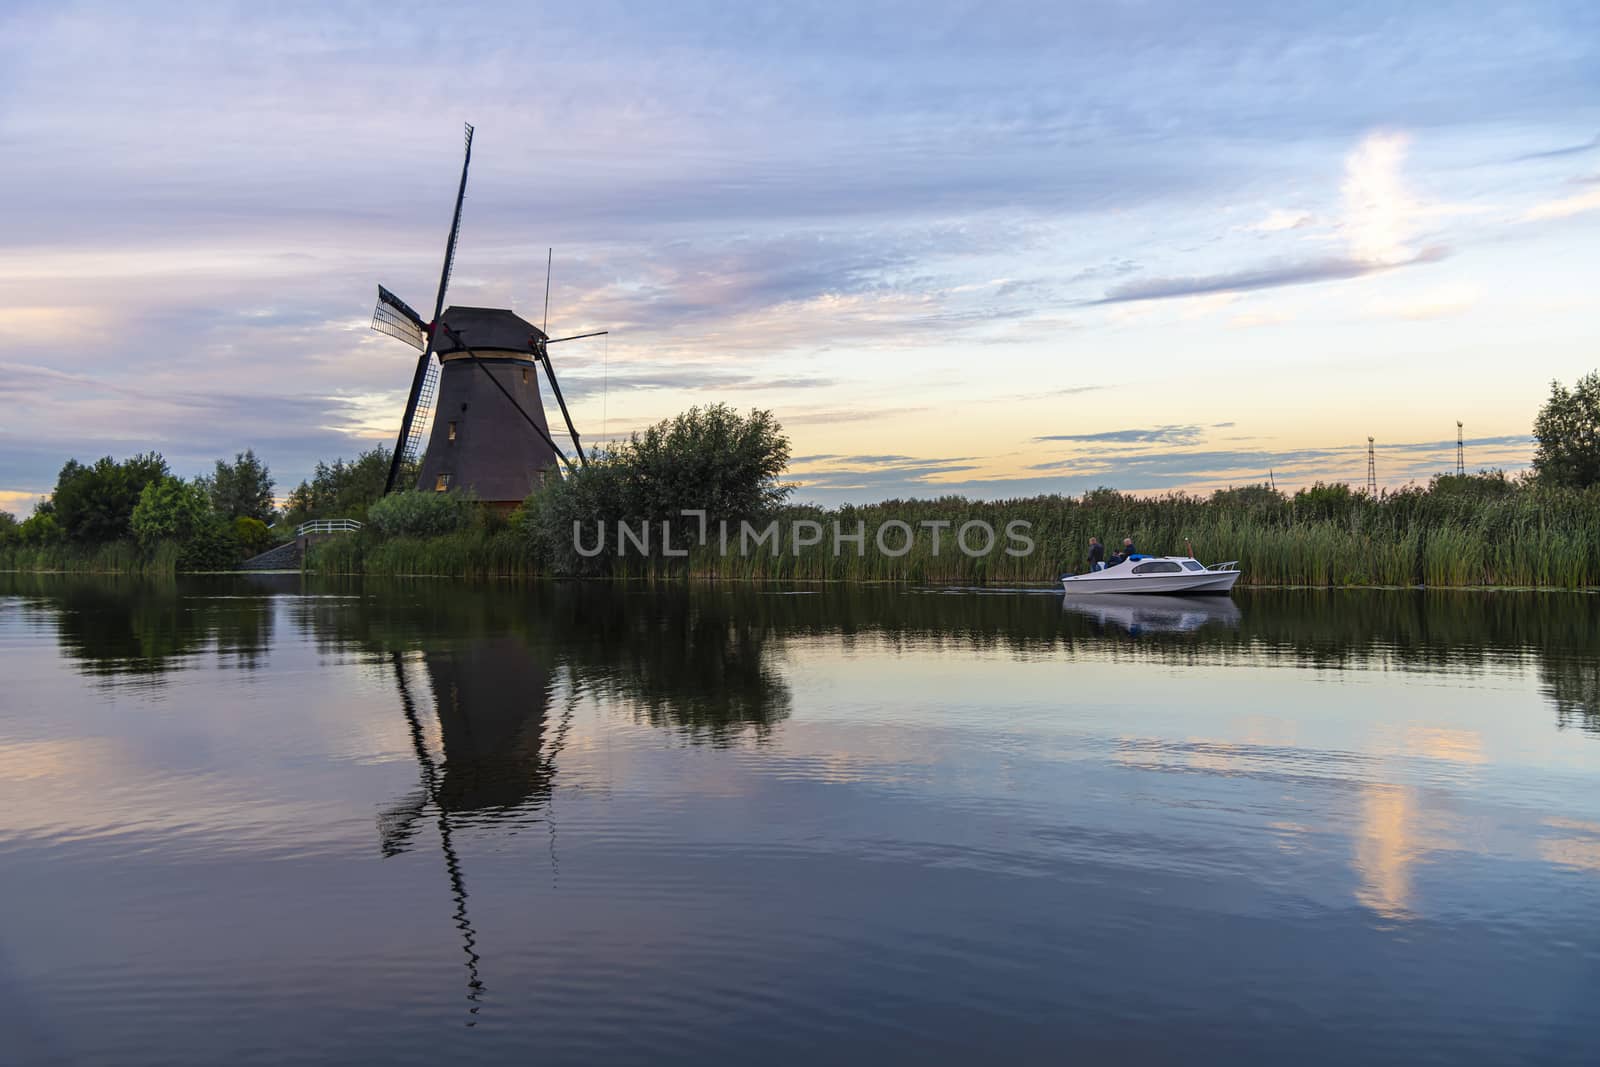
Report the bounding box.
[0,540,178,575]
[308,527,534,579]
[633,481,1600,588]
[310,481,1600,589]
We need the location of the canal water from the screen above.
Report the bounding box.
[2,575,1598,1065]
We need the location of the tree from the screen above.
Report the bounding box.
[527,405,791,573]
[131,477,212,547]
[17,500,61,545]
[205,449,275,522]
[1209,484,1286,510]
[602,404,792,520]
[1533,371,1600,489]
[0,510,17,544]
[1293,481,1357,521]
[51,453,170,543]
[282,445,393,525]
[1428,470,1515,501]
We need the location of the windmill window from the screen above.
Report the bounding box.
[447,421,458,442]
[435,474,451,492]
[522,367,530,384]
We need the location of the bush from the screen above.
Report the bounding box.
[178,516,244,571]
[366,490,478,538]
[1293,481,1357,522]
[131,477,212,547]
[233,516,276,555]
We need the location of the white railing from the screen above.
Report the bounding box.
[1207,560,1240,572]
[296,519,364,537]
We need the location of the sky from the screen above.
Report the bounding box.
[1,0,1597,514]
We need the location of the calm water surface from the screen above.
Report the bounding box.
[2,575,1599,1065]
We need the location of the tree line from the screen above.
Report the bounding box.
[0,444,401,569]
[4,372,1599,581]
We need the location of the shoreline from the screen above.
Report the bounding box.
[4,567,1596,594]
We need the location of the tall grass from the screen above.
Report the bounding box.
[308,527,532,579]
[305,480,1600,589]
[15,477,1598,589]
[0,539,178,575]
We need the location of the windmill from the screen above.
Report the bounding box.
[370,124,606,509]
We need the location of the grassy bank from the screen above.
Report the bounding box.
[299,481,1600,589]
[0,541,181,575]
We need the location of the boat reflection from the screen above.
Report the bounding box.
[1061,593,1242,635]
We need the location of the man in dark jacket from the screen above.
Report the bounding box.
[1111,537,1136,565]
[1087,537,1105,571]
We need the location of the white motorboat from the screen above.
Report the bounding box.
[1061,593,1242,633]
[1060,555,1240,595]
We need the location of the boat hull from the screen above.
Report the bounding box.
[1060,569,1240,596]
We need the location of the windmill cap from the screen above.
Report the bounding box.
[436,306,548,354]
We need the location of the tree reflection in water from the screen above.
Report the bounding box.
[10,575,1596,731]
[6,573,1598,1028]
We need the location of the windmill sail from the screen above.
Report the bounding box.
[401,360,440,471]
[385,123,475,495]
[372,285,427,351]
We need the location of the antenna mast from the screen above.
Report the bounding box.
[1456,421,1465,476]
[1367,437,1377,496]
[543,247,552,335]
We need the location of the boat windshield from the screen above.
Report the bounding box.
[1182,560,1205,571]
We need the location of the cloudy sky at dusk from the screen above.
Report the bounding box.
[2,0,1597,513]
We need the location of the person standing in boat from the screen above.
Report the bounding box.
[1087,537,1106,571]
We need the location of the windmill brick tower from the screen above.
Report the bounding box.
[370,124,603,512]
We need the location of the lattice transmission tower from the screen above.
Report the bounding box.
[1456,421,1465,476]
[1367,436,1377,495]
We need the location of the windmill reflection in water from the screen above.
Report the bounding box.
[377,638,571,1026]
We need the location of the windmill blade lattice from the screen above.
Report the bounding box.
[371,285,427,351]
[401,361,440,470]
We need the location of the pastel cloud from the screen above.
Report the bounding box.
[1249,210,1314,232]
[1034,426,1206,446]
[0,2,1593,506]
[1342,131,1420,266]
[1522,186,1600,221]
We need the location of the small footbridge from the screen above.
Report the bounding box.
[239,519,364,571]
